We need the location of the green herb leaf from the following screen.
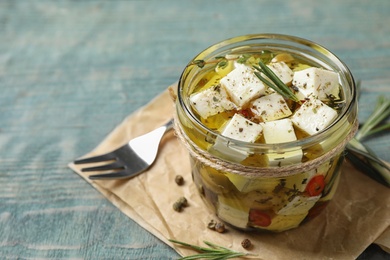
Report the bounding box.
[253,61,300,102]
[191,60,206,68]
[217,59,228,69]
[346,94,390,187]
[236,54,251,64]
[355,95,390,140]
[169,239,256,260]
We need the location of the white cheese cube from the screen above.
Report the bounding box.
[217,195,249,229]
[277,195,321,215]
[266,151,303,167]
[267,62,294,84]
[224,172,278,193]
[292,67,340,100]
[220,65,266,107]
[261,119,303,166]
[221,114,263,142]
[211,114,263,162]
[265,213,307,231]
[261,118,297,144]
[291,98,338,135]
[250,93,292,122]
[189,85,236,119]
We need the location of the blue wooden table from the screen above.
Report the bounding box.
[1,1,389,259]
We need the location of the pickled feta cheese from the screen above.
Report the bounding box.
[286,162,330,192]
[217,195,249,229]
[261,119,303,166]
[262,119,296,143]
[220,65,266,107]
[189,85,236,119]
[224,168,325,193]
[224,173,278,192]
[292,67,340,100]
[291,98,338,135]
[211,114,263,162]
[265,213,307,231]
[277,195,321,215]
[267,62,294,85]
[250,93,292,122]
[221,114,263,142]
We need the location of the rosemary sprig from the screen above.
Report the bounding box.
[346,95,390,187]
[253,60,300,103]
[169,239,256,260]
[190,57,231,69]
[355,95,390,140]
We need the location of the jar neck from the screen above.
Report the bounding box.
[176,34,358,170]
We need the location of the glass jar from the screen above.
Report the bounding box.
[175,34,358,232]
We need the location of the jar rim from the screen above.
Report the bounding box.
[177,33,357,151]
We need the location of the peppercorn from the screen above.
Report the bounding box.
[173,201,182,212]
[207,219,216,230]
[214,222,226,233]
[175,175,184,185]
[172,196,188,212]
[241,238,252,249]
[177,196,188,207]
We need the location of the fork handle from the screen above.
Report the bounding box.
[164,118,174,132]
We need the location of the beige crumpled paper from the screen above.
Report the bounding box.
[69,86,390,259]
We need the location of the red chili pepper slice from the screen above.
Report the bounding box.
[305,175,325,196]
[248,209,272,227]
[237,108,251,119]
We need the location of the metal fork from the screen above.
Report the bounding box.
[74,119,174,180]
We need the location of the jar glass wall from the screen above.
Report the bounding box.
[175,34,357,232]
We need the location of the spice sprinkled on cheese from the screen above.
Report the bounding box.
[211,114,263,162]
[292,67,340,100]
[221,114,263,142]
[261,119,303,166]
[261,119,297,144]
[220,65,266,107]
[291,98,338,135]
[267,62,294,85]
[277,195,321,215]
[189,85,236,119]
[250,93,292,122]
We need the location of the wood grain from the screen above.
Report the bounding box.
[0,0,389,259]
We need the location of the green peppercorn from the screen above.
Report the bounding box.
[173,201,182,212]
[177,196,188,207]
[172,196,188,212]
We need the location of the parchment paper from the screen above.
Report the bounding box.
[68,85,390,259]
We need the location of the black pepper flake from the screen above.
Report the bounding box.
[175,175,184,185]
